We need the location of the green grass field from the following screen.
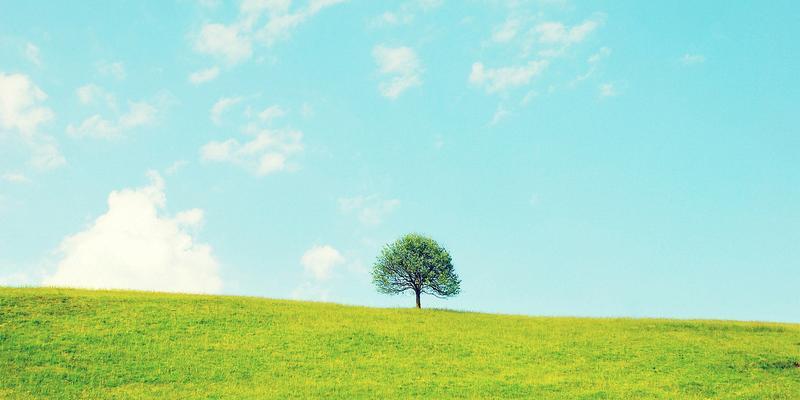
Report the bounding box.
[1,288,798,399]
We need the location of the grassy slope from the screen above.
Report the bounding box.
[1,288,799,399]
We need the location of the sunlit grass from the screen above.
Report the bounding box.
[1,287,798,399]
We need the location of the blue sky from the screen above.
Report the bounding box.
[1,0,798,322]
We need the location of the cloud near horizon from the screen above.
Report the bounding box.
[43,171,223,294]
[301,245,345,281]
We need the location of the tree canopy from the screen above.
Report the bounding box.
[372,233,460,308]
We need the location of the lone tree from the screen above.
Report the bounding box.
[372,233,460,308]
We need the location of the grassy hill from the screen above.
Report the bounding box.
[1,288,798,399]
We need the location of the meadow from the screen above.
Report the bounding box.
[1,287,798,399]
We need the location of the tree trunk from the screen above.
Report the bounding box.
[415,290,421,309]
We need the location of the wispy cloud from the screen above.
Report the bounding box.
[373,45,422,99]
[535,19,601,46]
[680,53,705,66]
[1,172,31,184]
[572,46,611,84]
[165,160,188,175]
[0,72,65,170]
[470,60,548,93]
[193,0,347,66]
[490,105,512,125]
[256,105,286,122]
[188,66,220,85]
[369,0,443,28]
[339,195,400,226]
[194,23,253,65]
[67,85,165,139]
[492,18,521,43]
[201,95,304,177]
[76,84,116,107]
[24,43,42,67]
[598,82,617,98]
[210,96,243,125]
[96,61,126,80]
[200,129,304,176]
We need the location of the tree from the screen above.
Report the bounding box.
[372,233,460,308]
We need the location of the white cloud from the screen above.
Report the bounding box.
[67,101,157,139]
[492,18,520,43]
[1,172,30,183]
[680,53,705,66]
[529,16,605,58]
[165,160,188,175]
[369,0,442,28]
[599,82,617,97]
[294,243,346,301]
[339,195,400,226]
[257,105,286,122]
[97,61,126,80]
[469,60,548,93]
[572,46,611,84]
[300,245,344,281]
[120,101,157,128]
[0,271,38,286]
[68,84,165,139]
[195,24,253,65]
[490,104,511,125]
[0,72,54,135]
[535,19,600,45]
[28,136,66,170]
[174,208,204,228]
[200,140,236,161]
[521,90,538,105]
[25,43,42,67]
[372,11,410,27]
[255,13,308,46]
[0,72,65,169]
[76,84,116,107]
[309,0,347,12]
[194,0,346,65]
[240,0,292,17]
[373,45,422,99]
[43,171,222,294]
[473,11,607,108]
[417,0,443,11]
[203,97,303,177]
[188,66,220,84]
[588,46,612,64]
[66,115,117,138]
[211,96,243,125]
[200,129,303,176]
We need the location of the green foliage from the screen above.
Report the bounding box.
[1,287,800,399]
[372,233,460,308]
